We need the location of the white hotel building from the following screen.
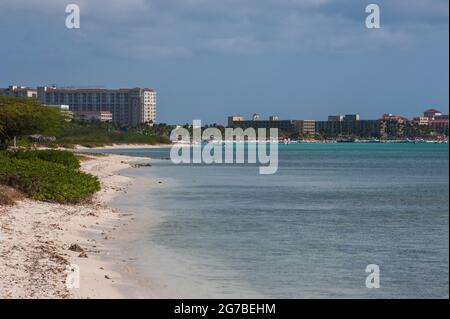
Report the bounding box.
[37,86,156,126]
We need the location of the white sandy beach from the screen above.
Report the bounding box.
[0,152,165,299]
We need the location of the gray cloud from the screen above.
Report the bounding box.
[0,0,448,59]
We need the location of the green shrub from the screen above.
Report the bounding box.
[0,155,100,203]
[0,96,65,149]
[49,120,172,147]
[1,150,80,169]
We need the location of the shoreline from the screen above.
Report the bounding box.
[74,143,171,150]
[0,153,161,299]
[72,140,448,150]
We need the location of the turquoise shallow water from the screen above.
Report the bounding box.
[103,143,449,298]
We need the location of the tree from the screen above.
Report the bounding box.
[0,97,65,149]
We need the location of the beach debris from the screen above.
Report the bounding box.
[48,223,63,230]
[78,252,88,258]
[130,163,152,168]
[104,275,111,279]
[68,244,84,253]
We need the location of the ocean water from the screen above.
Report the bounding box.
[103,143,449,298]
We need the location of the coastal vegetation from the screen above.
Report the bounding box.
[0,96,64,150]
[0,96,171,149]
[44,120,171,148]
[0,96,173,206]
[0,150,100,204]
[0,96,173,205]
[3,149,80,169]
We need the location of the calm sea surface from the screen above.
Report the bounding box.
[101,143,449,298]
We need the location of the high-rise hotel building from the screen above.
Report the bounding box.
[37,86,156,126]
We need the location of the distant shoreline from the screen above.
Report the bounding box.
[73,139,449,150]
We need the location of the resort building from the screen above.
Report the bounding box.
[316,114,382,137]
[430,119,449,133]
[228,115,316,135]
[424,108,442,120]
[435,114,449,120]
[227,115,245,127]
[316,120,383,137]
[294,120,316,135]
[227,108,450,138]
[328,115,344,122]
[343,114,360,122]
[37,86,156,126]
[0,85,37,98]
[73,111,112,122]
[381,114,408,124]
[413,116,430,126]
[420,109,449,133]
[229,117,295,132]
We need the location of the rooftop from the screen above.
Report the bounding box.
[39,86,155,92]
[424,108,441,113]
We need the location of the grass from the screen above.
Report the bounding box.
[2,149,80,169]
[0,150,100,204]
[9,121,172,149]
[46,121,171,148]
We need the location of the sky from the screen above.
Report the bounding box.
[0,0,448,124]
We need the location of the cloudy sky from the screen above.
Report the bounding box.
[0,0,448,124]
